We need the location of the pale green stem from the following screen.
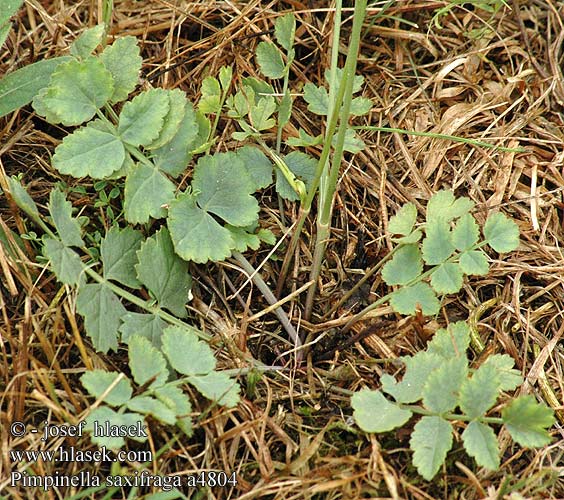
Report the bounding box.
[304,0,368,320]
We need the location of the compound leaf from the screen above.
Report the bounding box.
[118,88,170,146]
[76,283,126,353]
[430,262,464,294]
[276,151,316,201]
[168,192,233,263]
[101,226,143,288]
[459,250,489,276]
[426,321,471,360]
[146,89,187,150]
[452,213,479,251]
[151,103,199,177]
[410,416,453,480]
[484,212,520,253]
[198,76,221,114]
[423,356,468,413]
[80,370,132,406]
[119,312,167,348]
[388,202,417,236]
[382,244,423,285]
[48,189,83,247]
[389,282,440,316]
[236,146,273,191]
[502,395,555,447]
[84,407,146,448]
[135,227,191,318]
[70,24,105,59]
[480,354,523,391]
[249,96,276,130]
[128,335,169,389]
[462,421,500,471]
[422,220,455,265]
[161,326,216,376]
[303,83,328,115]
[32,58,113,126]
[99,36,141,103]
[459,363,500,419]
[127,396,176,425]
[187,371,241,408]
[52,124,125,178]
[256,42,285,79]
[381,351,443,404]
[42,237,84,285]
[351,389,412,433]
[275,13,295,51]
[193,152,258,226]
[124,162,175,224]
[426,190,474,223]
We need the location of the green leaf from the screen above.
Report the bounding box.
[227,226,261,252]
[275,13,295,51]
[502,395,555,447]
[349,96,372,116]
[426,190,474,223]
[168,192,234,263]
[351,389,412,433]
[84,407,146,448]
[250,96,276,130]
[484,212,520,253]
[459,363,500,419]
[42,237,84,285]
[256,42,285,79]
[286,128,323,147]
[278,91,292,127]
[422,220,455,265]
[198,76,221,114]
[393,229,423,245]
[423,356,468,413]
[76,283,126,353]
[480,354,523,391]
[0,1,23,28]
[333,128,365,154]
[426,321,471,360]
[124,162,176,224]
[219,65,232,92]
[118,88,170,146]
[430,262,464,294]
[146,89,187,150]
[99,36,141,103]
[154,384,192,416]
[388,202,417,235]
[325,68,364,94]
[0,56,73,118]
[389,282,440,316]
[119,313,167,348]
[193,152,259,226]
[382,244,423,285]
[462,421,500,471]
[7,176,40,220]
[188,371,241,408]
[32,58,113,126]
[70,24,105,59]
[128,335,169,388]
[48,189,84,247]
[242,77,274,99]
[303,83,328,115]
[53,123,125,178]
[161,326,216,375]
[80,370,132,406]
[459,250,489,276]
[236,146,273,191]
[381,351,443,404]
[276,151,316,201]
[452,213,479,251]
[151,103,199,177]
[127,396,176,425]
[101,226,143,288]
[410,416,453,480]
[135,227,192,318]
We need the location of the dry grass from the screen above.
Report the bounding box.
[1,0,564,498]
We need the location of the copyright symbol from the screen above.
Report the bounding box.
[10,421,26,437]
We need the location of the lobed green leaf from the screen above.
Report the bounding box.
[459,363,500,419]
[422,220,455,265]
[187,371,241,408]
[426,321,471,360]
[84,407,146,448]
[276,151,316,201]
[42,237,84,285]
[127,396,176,425]
[462,421,500,471]
[480,354,523,391]
[452,213,479,251]
[410,416,453,480]
[256,42,285,79]
[119,313,167,348]
[422,356,468,413]
[128,335,169,388]
[382,244,423,285]
[275,13,296,51]
[426,190,474,223]
[502,395,555,447]
[388,202,417,236]
[146,89,187,150]
[389,282,440,316]
[161,326,216,376]
[198,76,221,114]
[99,36,142,103]
[80,370,132,406]
[48,189,84,247]
[430,262,464,294]
[351,389,412,433]
[70,24,105,59]
[484,212,520,253]
[236,146,273,191]
[459,250,489,275]
[154,384,192,417]
[303,83,328,115]
[101,226,143,288]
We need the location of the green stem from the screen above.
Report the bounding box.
[399,404,504,424]
[304,0,368,320]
